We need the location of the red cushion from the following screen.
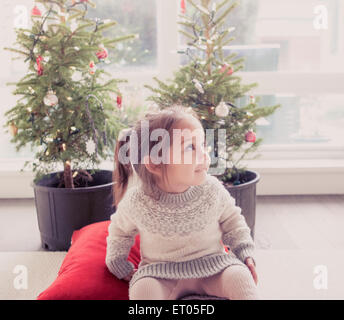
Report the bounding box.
[37,220,141,300]
[37,220,229,300]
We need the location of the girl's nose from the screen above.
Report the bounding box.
[196,145,210,166]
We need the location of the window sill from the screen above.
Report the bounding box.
[244,159,344,195]
[0,158,343,198]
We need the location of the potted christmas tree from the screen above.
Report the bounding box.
[145,0,281,238]
[3,0,135,250]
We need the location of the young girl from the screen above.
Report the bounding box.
[106,105,259,300]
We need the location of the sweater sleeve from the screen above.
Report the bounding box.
[216,182,256,266]
[105,193,139,279]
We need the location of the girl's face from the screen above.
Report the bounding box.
[158,117,211,193]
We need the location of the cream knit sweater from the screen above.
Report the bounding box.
[106,174,255,289]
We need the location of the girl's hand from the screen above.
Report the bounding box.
[245,257,258,285]
[123,268,137,282]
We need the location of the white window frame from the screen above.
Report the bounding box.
[0,0,343,198]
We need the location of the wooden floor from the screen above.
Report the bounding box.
[254,195,344,251]
[0,195,343,251]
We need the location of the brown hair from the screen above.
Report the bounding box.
[113,105,201,207]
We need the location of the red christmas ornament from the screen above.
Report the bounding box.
[96,46,108,61]
[37,67,43,76]
[89,60,97,74]
[220,64,233,76]
[36,55,44,76]
[245,131,256,143]
[31,6,42,17]
[116,95,122,108]
[180,0,186,14]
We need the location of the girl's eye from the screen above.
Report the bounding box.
[185,144,195,151]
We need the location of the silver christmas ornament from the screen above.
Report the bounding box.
[43,90,58,107]
[86,138,96,155]
[215,101,229,117]
[192,79,204,94]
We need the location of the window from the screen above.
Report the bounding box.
[248,94,344,146]
[251,0,343,73]
[179,0,344,154]
[1,1,34,159]
[87,0,158,71]
[180,0,344,72]
[0,0,343,164]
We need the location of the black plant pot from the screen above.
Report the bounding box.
[222,170,260,240]
[31,169,115,251]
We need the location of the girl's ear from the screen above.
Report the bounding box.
[143,155,162,178]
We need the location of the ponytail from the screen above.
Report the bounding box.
[113,128,133,208]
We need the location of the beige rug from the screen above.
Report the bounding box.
[0,252,66,300]
[0,250,343,300]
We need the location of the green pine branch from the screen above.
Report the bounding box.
[3,0,136,187]
[144,0,281,181]
[214,2,239,25]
